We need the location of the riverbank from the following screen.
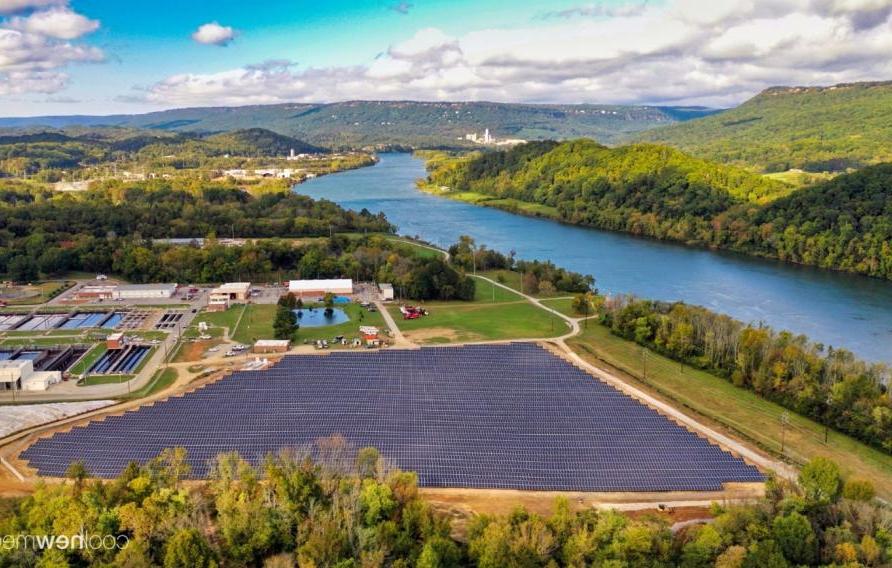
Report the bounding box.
[296,152,892,363]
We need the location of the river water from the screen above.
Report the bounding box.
[296,153,892,363]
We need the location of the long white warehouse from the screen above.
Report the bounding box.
[288,279,353,297]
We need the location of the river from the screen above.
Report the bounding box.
[296,153,892,363]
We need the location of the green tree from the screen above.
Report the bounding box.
[163,528,217,568]
[772,512,816,565]
[798,457,841,506]
[273,305,297,340]
[842,478,876,501]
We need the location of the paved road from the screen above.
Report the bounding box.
[375,301,414,347]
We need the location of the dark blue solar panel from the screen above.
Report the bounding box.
[21,343,764,491]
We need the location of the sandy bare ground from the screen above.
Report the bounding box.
[0,400,115,439]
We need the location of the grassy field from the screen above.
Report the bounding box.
[763,170,836,187]
[123,368,178,399]
[0,280,73,305]
[1,336,87,347]
[193,305,246,332]
[68,344,107,375]
[383,237,443,259]
[539,297,578,317]
[567,324,892,498]
[81,374,134,386]
[389,282,568,344]
[478,270,572,299]
[232,303,387,345]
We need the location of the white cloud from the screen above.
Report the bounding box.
[191,21,235,46]
[0,0,65,15]
[144,0,892,107]
[0,4,103,95]
[8,7,99,39]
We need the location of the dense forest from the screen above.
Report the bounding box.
[425,141,892,280]
[0,186,475,301]
[0,180,391,283]
[637,81,892,172]
[0,443,886,567]
[601,296,891,454]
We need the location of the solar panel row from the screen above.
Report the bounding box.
[21,343,764,491]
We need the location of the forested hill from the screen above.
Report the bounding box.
[203,128,323,155]
[0,127,321,173]
[746,163,892,276]
[424,141,892,279]
[635,81,892,173]
[446,139,790,205]
[0,100,718,148]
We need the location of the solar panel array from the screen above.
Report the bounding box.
[22,343,764,491]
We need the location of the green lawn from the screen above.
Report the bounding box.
[388,299,568,344]
[1,336,87,347]
[540,297,578,317]
[194,305,246,331]
[123,368,178,399]
[232,303,387,345]
[471,276,527,303]
[68,344,107,375]
[479,270,570,299]
[567,324,892,499]
[0,280,73,305]
[80,374,134,386]
[383,237,443,259]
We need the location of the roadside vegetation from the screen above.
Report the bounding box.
[567,324,892,500]
[598,297,891,455]
[0,442,886,567]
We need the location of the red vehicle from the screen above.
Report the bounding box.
[399,305,428,320]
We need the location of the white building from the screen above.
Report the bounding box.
[288,279,353,298]
[113,284,177,300]
[208,282,252,311]
[0,360,62,392]
[378,283,394,301]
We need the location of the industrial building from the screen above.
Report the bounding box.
[288,278,353,298]
[74,283,177,301]
[114,284,177,300]
[75,285,117,301]
[0,360,62,391]
[208,282,251,311]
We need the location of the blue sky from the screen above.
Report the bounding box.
[1,0,890,116]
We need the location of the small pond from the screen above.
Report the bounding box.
[293,307,350,328]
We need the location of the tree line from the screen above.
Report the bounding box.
[601,296,892,454]
[425,141,892,280]
[0,181,391,283]
[448,236,594,294]
[0,442,887,567]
